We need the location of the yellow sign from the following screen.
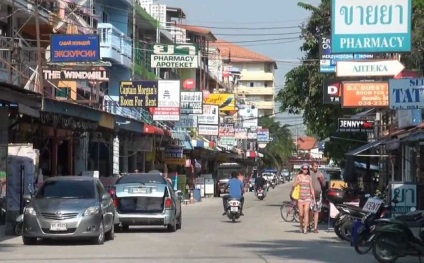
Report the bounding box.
[329,180,347,190]
[164,158,186,166]
[203,93,235,111]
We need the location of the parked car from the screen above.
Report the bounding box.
[111,173,182,232]
[281,169,291,182]
[22,176,115,245]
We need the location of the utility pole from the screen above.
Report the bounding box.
[132,0,136,78]
[155,16,160,80]
[34,0,44,108]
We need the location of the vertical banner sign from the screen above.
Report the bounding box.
[388,78,424,110]
[118,81,158,107]
[151,44,199,68]
[50,34,100,62]
[152,80,180,121]
[180,91,203,114]
[331,0,412,53]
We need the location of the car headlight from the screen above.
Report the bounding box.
[83,206,100,216]
[24,207,36,216]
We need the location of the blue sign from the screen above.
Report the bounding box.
[389,78,424,110]
[331,0,412,53]
[50,34,100,62]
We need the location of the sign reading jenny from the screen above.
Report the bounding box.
[151,44,198,68]
[181,91,203,114]
[389,78,424,110]
[50,34,100,62]
[331,0,412,53]
[118,81,158,107]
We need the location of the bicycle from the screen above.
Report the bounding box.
[280,201,300,222]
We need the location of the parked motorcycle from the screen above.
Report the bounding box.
[371,210,424,263]
[226,198,242,223]
[256,187,265,200]
[333,203,369,242]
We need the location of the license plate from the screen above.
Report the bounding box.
[132,187,148,194]
[258,193,263,196]
[50,223,67,231]
[230,206,239,212]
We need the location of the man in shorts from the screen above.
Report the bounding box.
[309,162,325,232]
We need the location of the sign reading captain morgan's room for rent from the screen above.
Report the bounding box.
[151,44,199,68]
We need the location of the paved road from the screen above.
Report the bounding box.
[0,183,416,263]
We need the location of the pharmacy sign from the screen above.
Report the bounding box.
[331,0,412,53]
[151,44,199,68]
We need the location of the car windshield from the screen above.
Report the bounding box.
[35,180,95,199]
[321,170,342,180]
[116,173,167,185]
[217,167,240,180]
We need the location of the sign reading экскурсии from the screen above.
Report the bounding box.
[331,0,412,53]
[151,44,199,69]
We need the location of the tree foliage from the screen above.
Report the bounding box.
[258,116,295,171]
[276,0,424,164]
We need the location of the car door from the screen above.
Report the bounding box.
[167,183,181,217]
[96,181,113,229]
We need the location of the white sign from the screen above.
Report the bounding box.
[238,107,258,128]
[389,78,424,110]
[331,0,412,53]
[336,60,405,77]
[43,69,108,81]
[154,80,180,121]
[181,91,203,114]
[362,198,384,213]
[151,44,199,68]
[173,115,197,128]
[197,104,219,125]
[198,125,218,136]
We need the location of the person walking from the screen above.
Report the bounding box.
[309,162,326,233]
[292,164,315,234]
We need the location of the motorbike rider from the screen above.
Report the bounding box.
[222,172,245,216]
[255,173,267,196]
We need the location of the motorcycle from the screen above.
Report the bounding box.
[256,187,265,200]
[333,203,369,242]
[226,198,242,222]
[270,178,276,189]
[369,210,424,263]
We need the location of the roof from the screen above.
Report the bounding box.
[295,136,318,151]
[45,176,96,182]
[211,39,277,68]
[176,24,217,41]
[166,7,186,19]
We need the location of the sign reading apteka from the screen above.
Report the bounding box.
[118,81,158,107]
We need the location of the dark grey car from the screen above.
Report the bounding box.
[22,176,115,245]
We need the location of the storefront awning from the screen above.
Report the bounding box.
[345,140,386,156]
[401,130,424,143]
[143,124,172,137]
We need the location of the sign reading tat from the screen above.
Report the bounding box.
[50,34,100,63]
[338,118,374,132]
[342,82,389,108]
[331,0,412,53]
[389,78,424,110]
[151,44,198,68]
[118,81,158,107]
[43,69,108,81]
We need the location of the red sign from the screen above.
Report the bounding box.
[151,107,180,121]
[182,79,195,90]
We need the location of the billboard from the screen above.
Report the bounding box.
[153,80,180,121]
[338,118,374,132]
[342,82,389,108]
[50,34,100,62]
[203,93,235,111]
[118,81,158,107]
[43,69,108,81]
[151,44,199,68]
[389,78,424,110]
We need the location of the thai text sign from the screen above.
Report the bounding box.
[388,78,424,110]
[342,82,389,108]
[118,81,158,107]
[203,93,235,111]
[219,123,235,137]
[151,44,198,68]
[390,182,417,214]
[331,0,412,53]
[151,107,180,121]
[181,91,203,114]
[198,125,219,136]
[43,69,108,81]
[197,104,219,125]
[173,115,197,128]
[50,34,100,62]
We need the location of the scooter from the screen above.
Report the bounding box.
[256,187,265,200]
[226,198,242,223]
[333,203,369,242]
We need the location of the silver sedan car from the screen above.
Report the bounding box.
[22,176,115,245]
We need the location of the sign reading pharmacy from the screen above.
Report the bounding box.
[331,0,412,53]
[151,44,198,68]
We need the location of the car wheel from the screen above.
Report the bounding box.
[92,221,105,245]
[177,213,182,230]
[121,224,129,232]
[105,221,115,241]
[167,215,177,232]
[22,236,37,245]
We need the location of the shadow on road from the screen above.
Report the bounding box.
[227,238,351,263]
[265,204,283,207]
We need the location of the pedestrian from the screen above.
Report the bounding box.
[309,162,326,233]
[292,163,315,234]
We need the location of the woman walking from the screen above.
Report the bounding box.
[292,164,315,234]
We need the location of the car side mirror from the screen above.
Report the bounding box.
[176,190,183,200]
[23,194,32,204]
[101,193,111,201]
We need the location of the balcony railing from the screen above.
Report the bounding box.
[98,23,132,68]
[236,86,275,96]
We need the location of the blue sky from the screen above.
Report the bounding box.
[160,0,320,132]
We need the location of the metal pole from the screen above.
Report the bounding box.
[132,0,136,78]
[155,18,160,79]
[34,0,44,108]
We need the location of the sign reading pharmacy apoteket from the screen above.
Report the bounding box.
[151,44,199,69]
[336,60,405,77]
[331,0,412,53]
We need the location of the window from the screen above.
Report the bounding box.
[36,180,95,199]
[250,82,254,87]
[116,173,167,185]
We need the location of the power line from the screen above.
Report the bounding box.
[214,32,300,36]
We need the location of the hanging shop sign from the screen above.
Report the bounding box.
[118,81,158,107]
[219,123,235,137]
[164,147,186,166]
[197,104,219,125]
[390,182,417,214]
[198,125,219,136]
[50,34,100,62]
[182,79,196,90]
[238,107,258,128]
[388,78,424,110]
[235,128,248,139]
[173,115,197,128]
[342,81,389,108]
[336,60,405,77]
[337,118,374,132]
[181,91,203,114]
[331,0,412,53]
[257,128,270,142]
[40,112,98,131]
[153,80,180,121]
[42,69,108,81]
[151,44,198,68]
[203,93,235,111]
